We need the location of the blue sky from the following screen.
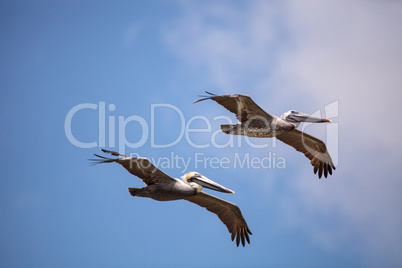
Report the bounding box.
[1,1,402,267]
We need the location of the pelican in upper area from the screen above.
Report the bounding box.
[194,92,335,178]
[90,149,252,247]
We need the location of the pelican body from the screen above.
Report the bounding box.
[220,115,294,138]
[90,149,252,247]
[194,92,336,178]
[129,181,195,201]
[128,170,234,202]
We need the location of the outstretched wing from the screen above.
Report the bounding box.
[184,192,252,247]
[276,129,336,178]
[89,149,176,185]
[194,91,273,122]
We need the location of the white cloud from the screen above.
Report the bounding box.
[280,0,402,148]
[164,0,402,266]
[164,0,286,91]
[276,1,402,265]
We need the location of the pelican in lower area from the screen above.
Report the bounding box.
[194,92,335,178]
[90,149,252,247]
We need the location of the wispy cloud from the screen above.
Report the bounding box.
[164,1,287,92]
[277,1,402,265]
[164,0,402,266]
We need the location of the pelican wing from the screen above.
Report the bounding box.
[194,91,273,122]
[184,192,252,247]
[276,129,336,178]
[89,149,176,185]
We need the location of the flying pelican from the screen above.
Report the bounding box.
[90,149,252,247]
[194,92,335,178]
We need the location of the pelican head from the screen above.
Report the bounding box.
[281,110,331,128]
[181,172,235,194]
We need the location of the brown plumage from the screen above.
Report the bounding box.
[184,192,252,246]
[194,92,273,122]
[276,130,335,178]
[90,149,252,246]
[194,92,335,178]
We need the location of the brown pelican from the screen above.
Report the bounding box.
[90,149,252,247]
[194,92,335,178]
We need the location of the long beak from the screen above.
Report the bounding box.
[189,175,235,194]
[288,112,331,123]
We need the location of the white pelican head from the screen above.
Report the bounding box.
[181,172,235,194]
[281,110,331,128]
